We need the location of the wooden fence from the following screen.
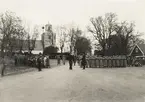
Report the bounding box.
[86,56,127,68]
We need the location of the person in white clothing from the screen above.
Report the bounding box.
[43,55,47,68]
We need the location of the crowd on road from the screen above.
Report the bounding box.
[1,52,138,77]
[13,53,51,71]
[0,53,52,76]
[67,53,87,70]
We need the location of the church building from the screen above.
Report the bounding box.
[41,23,56,48]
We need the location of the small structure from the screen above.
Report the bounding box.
[128,44,145,66]
[129,44,145,57]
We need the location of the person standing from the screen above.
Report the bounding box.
[46,55,51,68]
[57,55,61,65]
[81,54,87,70]
[43,55,47,68]
[68,54,73,70]
[37,54,42,71]
[77,55,80,66]
[73,55,77,66]
[1,56,6,77]
[14,53,18,66]
[41,56,44,68]
[62,55,66,65]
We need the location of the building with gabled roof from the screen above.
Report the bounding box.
[129,44,145,57]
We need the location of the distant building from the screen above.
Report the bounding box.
[41,23,56,48]
[129,44,145,57]
[32,40,43,54]
[22,40,43,54]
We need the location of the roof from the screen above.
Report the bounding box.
[138,43,145,54]
[129,44,145,56]
[31,50,43,54]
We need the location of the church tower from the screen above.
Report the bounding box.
[41,23,56,48]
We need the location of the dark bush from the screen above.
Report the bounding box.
[43,46,58,55]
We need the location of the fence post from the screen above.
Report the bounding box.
[124,58,127,67]
[1,64,6,77]
[100,57,102,68]
[0,64,2,77]
[104,57,107,68]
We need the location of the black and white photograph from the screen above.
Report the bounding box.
[0,0,145,102]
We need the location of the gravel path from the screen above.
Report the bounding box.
[1,64,145,102]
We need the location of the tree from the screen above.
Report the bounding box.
[88,12,144,56]
[88,13,117,56]
[74,37,91,55]
[68,27,82,54]
[106,34,122,55]
[0,11,26,57]
[26,25,39,54]
[56,26,68,53]
[16,26,27,53]
[114,21,142,55]
[43,46,58,55]
[31,26,39,50]
[128,32,144,47]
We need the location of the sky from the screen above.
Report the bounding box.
[0,0,145,39]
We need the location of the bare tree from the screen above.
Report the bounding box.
[0,11,26,57]
[26,25,39,54]
[31,26,39,50]
[114,21,142,54]
[88,13,117,55]
[57,26,68,53]
[68,27,82,54]
[88,13,144,55]
[16,26,27,53]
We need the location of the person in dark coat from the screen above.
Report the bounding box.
[73,55,77,66]
[37,55,42,71]
[81,54,87,70]
[1,56,6,77]
[14,53,18,66]
[62,55,66,65]
[57,55,61,65]
[68,54,73,70]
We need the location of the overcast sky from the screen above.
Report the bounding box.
[0,0,145,39]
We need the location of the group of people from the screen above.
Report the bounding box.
[13,52,88,72]
[14,53,50,71]
[56,53,87,70]
[36,54,51,71]
[68,53,87,70]
[56,55,66,65]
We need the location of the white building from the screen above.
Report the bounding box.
[41,23,56,48]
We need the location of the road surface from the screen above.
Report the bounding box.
[1,63,145,102]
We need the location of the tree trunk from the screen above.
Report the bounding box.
[70,46,72,54]
[1,43,4,58]
[60,46,63,54]
[102,44,106,56]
